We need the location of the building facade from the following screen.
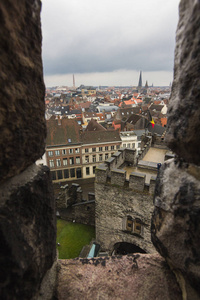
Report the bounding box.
[45,116,122,182]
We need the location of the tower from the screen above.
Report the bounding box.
[73,74,75,89]
[138,71,142,91]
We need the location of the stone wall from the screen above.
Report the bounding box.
[95,161,156,254]
[0,0,46,183]
[0,1,57,299]
[151,1,200,299]
[56,183,95,226]
[95,178,155,254]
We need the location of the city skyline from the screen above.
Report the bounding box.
[41,0,180,87]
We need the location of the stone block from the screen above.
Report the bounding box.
[111,169,126,186]
[149,176,156,195]
[57,254,182,300]
[0,164,56,299]
[151,159,200,299]
[0,0,46,182]
[165,0,200,165]
[129,172,146,191]
[95,165,108,184]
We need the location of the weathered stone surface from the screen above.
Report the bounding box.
[57,253,182,300]
[151,159,200,299]
[0,164,56,300]
[95,181,155,254]
[0,0,46,182]
[165,0,200,165]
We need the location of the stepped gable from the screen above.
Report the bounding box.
[85,119,106,131]
[46,116,81,146]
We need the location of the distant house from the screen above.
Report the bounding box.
[149,104,167,115]
[81,125,121,179]
[46,116,82,182]
[82,112,98,125]
[112,107,141,130]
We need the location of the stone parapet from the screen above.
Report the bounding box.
[129,172,146,191]
[0,0,46,183]
[96,164,154,194]
[111,169,126,187]
[0,164,57,299]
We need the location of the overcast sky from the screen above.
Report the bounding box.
[41,0,180,87]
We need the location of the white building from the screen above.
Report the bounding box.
[120,131,141,154]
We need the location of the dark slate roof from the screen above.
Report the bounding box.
[114,107,141,121]
[81,130,121,145]
[85,119,106,132]
[147,123,166,136]
[126,114,142,125]
[46,116,81,146]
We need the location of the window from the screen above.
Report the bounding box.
[76,156,80,164]
[76,168,82,178]
[63,158,68,166]
[127,143,130,148]
[69,149,73,154]
[132,143,135,149]
[126,216,133,232]
[69,157,74,165]
[50,171,56,180]
[122,216,143,236]
[99,154,103,161]
[99,147,102,151]
[55,150,60,156]
[123,144,126,148]
[105,153,109,160]
[138,142,141,148]
[62,149,67,155]
[56,159,61,167]
[92,147,96,152]
[75,148,80,154]
[133,219,142,235]
[116,145,120,149]
[51,171,56,180]
[85,148,89,153]
[93,166,96,174]
[70,168,75,177]
[64,169,69,178]
[85,156,89,163]
[93,155,96,163]
[48,151,53,156]
[111,145,115,150]
[57,170,63,179]
[49,160,54,168]
[86,167,90,175]
[105,146,108,151]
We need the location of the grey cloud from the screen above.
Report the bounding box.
[41,0,179,76]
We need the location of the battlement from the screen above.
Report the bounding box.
[95,137,155,193]
[96,165,156,194]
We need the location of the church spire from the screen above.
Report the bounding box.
[138,71,142,88]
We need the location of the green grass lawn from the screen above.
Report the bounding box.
[56,219,95,259]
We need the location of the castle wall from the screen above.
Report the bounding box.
[95,157,156,254]
[95,179,155,254]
